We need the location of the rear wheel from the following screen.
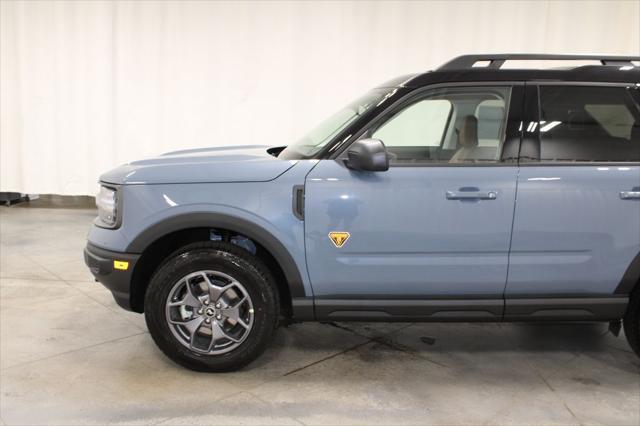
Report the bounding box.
[144,242,279,372]
[624,286,640,358]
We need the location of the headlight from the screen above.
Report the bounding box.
[96,185,118,228]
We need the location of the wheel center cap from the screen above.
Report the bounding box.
[205,307,216,317]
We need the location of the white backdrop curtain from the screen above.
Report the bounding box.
[1,0,639,195]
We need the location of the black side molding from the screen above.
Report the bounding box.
[314,298,504,322]
[504,297,628,321]
[301,296,629,323]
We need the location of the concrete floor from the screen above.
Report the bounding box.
[0,206,638,426]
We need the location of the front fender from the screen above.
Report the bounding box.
[87,160,320,318]
[126,209,306,298]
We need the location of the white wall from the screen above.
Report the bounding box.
[1,0,638,195]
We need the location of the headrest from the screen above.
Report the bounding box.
[459,115,478,148]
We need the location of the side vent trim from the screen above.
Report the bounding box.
[292,185,305,220]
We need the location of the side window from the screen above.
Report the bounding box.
[373,100,452,148]
[370,87,511,164]
[539,86,640,162]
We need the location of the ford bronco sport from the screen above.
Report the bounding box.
[85,54,640,371]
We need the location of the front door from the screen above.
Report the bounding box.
[304,84,522,319]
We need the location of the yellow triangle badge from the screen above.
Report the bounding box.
[328,232,350,248]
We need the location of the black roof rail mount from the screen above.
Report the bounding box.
[439,54,640,70]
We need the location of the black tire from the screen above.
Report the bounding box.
[624,285,640,358]
[144,242,279,372]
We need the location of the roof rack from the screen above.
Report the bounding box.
[438,54,640,70]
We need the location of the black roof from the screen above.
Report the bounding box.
[401,54,640,87]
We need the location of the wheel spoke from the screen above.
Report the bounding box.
[209,320,240,344]
[184,316,204,334]
[201,273,234,301]
[237,317,250,329]
[169,292,200,308]
[220,295,248,325]
[184,317,205,349]
[169,279,201,308]
[169,315,204,330]
[207,321,224,349]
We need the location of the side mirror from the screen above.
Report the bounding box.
[344,138,389,172]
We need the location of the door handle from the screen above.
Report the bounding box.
[446,190,497,200]
[620,191,640,200]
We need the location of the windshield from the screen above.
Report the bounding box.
[279,88,395,159]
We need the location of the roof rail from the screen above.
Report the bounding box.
[438,54,640,70]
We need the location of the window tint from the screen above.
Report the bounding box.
[370,87,511,164]
[373,100,452,148]
[539,86,640,162]
[476,100,506,147]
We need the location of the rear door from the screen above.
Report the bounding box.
[304,84,523,319]
[505,84,640,319]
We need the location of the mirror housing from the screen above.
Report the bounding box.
[344,138,389,172]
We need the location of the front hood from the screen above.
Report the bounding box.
[100,145,297,185]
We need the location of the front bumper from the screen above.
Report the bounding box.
[84,242,140,311]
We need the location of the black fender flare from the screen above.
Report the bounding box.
[615,251,640,295]
[126,212,307,298]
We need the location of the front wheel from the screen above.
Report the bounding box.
[144,242,279,372]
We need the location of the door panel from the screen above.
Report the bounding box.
[304,162,518,298]
[507,165,640,296]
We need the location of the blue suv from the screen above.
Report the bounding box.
[85,54,640,371]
